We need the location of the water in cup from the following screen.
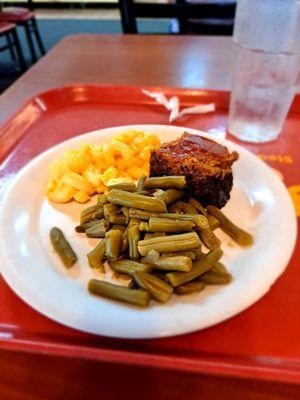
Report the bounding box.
[228,0,300,143]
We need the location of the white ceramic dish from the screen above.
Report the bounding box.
[0,125,297,339]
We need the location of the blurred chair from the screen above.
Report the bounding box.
[0,0,45,64]
[0,21,26,71]
[119,0,236,35]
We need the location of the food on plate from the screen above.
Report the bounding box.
[70,174,253,307]
[50,227,77,268]
[149,132,239,208]
[45,130,160,203]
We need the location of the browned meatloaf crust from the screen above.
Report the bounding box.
[149,132,239,208]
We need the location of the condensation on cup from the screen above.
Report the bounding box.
[228,0,300,143]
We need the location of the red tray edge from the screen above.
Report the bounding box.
[1,338,300,385]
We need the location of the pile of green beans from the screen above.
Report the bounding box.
[69,175,254,307]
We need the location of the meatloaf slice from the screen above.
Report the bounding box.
[149,132,239,208]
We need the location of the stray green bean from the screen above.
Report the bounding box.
[207,205,254,246]
[50,227,77,268]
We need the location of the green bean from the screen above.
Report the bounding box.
[160,251,196,260]
[200,271,232,285]
[207,205,254,247]
[182,202,198,214]
[85,221,107,238]
[88,279,150,307]
[207,214,220,231]
[87,239,106,271]
[129,209,209,230]
[138,232,202,256]
[129,208,159,220]
[128,225,140,260]
[175,280,206,295]
[75,220,100,233]
[165,248,223,287]
[108,214,127,225]
[188,199,208,217]
[161,213,209,231]
[110,224,126,233]
[121,206,130,224]
[144,232,166,240]
[121,227,129,253]
[107,189,167,213]
[139,222,149,232]
[105,229,122,260]
[108,181,137,192]
[168,201,184,213]
[142,256,193,272]
[134,272,173,303]
[148,217,195,233]
[103,203,120,220]
[50,227,77,268]
[151,270,168,280]
[154,189,184,205]
[200,229,221,249]
[136,175,147,192]
[144,176,186,189]
[97,194,108,206]
[109,260,152,276]
[80,205,104,225]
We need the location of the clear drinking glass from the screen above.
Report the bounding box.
[228,0,300,143]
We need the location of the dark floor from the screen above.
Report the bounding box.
[0,18,170,93]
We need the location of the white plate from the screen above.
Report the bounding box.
[0,125,297,339]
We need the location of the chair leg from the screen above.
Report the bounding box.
[23,21,37,63]
[10,28,27,72]
[30,17,46,56]
[6,32,17,61]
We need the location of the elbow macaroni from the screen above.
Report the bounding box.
[46,130,160,203]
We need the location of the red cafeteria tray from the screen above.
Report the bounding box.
[0,85,299,384]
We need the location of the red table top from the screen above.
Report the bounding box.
[0,85,299,384]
